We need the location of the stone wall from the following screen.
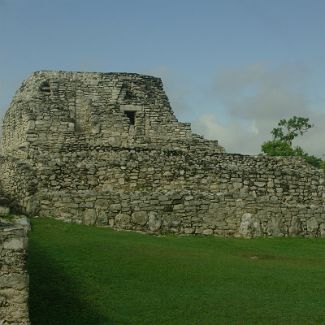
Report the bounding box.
[1,71,223,158]
[0,217,30,324]
[33,145,325,237]
[0,70,324,238]
[30,145,323,204]
[0,156,37,215]
[38,189,325,237]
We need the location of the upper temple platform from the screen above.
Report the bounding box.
[1,71,224,157]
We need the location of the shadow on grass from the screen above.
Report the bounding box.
[27,243,112,325]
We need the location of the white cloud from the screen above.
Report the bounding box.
[192,64,325,157]
[144,66,190,115]
[192,114,265,154]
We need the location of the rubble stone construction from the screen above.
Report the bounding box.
[0,70,325,238]
[0,217,30,324]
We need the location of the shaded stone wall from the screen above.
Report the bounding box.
[0,156,37,214]
[0,218,30,324]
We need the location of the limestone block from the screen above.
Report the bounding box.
[0,274,27,290]
[184,228,195,234]
[320,223,325,237]
[102,183,113,191]
[83,209,97,225]
[202,229,213,235]
[25,199,39,215]
[288,216,302,236]
[96,211,108,225]
[0,206,10,216]
[0,294,7,307]
[91,124,101,134]
[307,217,319,235]
[173,204,184,211]
[108,136,121,147]
[238,213,262,238]
[95,199,108,208]
[267,217,283,237]
[203,214,224,226]
[148,211,162,231]
[0,288,28,304]
[68,122,75,131]
[132,211,148,226]
[115,213,131,227]
[4,237,26,250]
[233,182,242,189]
[110,204,121,212]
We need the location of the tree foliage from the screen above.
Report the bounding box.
[261,140,294,157]
[261,116,323,170]
[271,116,313,145]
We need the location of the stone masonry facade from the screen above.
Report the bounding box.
[0,70,324,324]
[0,70,324,239]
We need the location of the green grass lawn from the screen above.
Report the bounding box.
[28,218,325,325]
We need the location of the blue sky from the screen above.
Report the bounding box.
[1,0,325,155]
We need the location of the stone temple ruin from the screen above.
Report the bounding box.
[1,70,325,323]
[1,70,325,237]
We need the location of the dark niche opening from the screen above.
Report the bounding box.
[39,81,51,94]
[124,111,136,125]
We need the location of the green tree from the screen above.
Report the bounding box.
[261,140,294,157]
[261,116,323,169]
[271,116,313,145]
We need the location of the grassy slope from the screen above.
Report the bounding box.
[28,218,325,325]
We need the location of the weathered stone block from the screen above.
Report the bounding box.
[307,217,319,235]
[0,220,29,324]
[132,211,148,226]
[238,213,262,238]
[320,223,325,237]
[288,216,302,236]
[267,217,283,237]
[0,206,10,216]
[3,237,26,250]
[202,229,213,235]
[83,209,97,225]
[115,213,131,227]
[148,211,162,231]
